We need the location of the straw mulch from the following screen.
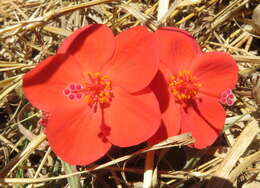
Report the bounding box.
[0,0,259,187]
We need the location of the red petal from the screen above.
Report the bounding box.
[191,52,238,96]
[149,66,181,144]
[104,87,161,147]
[151,65,181,136]
[23,54,85,112]
[104,26,159,93]
[155,27,200,73]
[58,24,115,72]
[180,95,226,148]
[149,69,171,114]
[149,96,181,145]
[46,104,111,165]
[162,96,182,137]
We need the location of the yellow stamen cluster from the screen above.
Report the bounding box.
[84,72,113,107]
[168,70,201,102]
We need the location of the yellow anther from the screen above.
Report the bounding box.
[185,70,191,75]
[85,96,94,105]
[99,92,104,97]
[170,75,176,80]
[94,72,101,77]
[176,80,183,85]
[168,70,202,102]
[102,75,109,80]
[99,97,107,103]
[105,82,111,89]
[83,72,113,107]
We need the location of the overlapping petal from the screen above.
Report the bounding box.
[104,26,159,93]
[23,54,85,112]
[155,27,200,74]
[58,24,115,72]
[191,52,238,96]
[46,104,111,165]
[149,68,181,144]
[104,87,161,147]
[162,97,182,137]
[180,95,226,148]
[149,68,171,113]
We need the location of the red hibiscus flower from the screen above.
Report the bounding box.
[23,24,161,165]
[150,27,238,148]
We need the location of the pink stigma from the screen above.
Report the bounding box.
[63,83,84,100]
[220,89,236,106]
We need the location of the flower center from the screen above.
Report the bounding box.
[168,70,201,102]
[84,72,113,107]
[63,72,113,108]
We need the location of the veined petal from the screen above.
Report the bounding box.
[104,26,159,93]
[58,24,115,72]
[23,54,85,112]
[104,87,161,147]
[180,95,226,148]
[46,104,111,165]
[191,52,238,97]
[155,27,200,73]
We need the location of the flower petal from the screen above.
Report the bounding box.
[23,54,85,112]
[191,52,238,96]
[162,96,182,137]
[104,87,161,147]
[149,96,181,145]
[46,104,111,165]
[180,95,226,148]
[149,69,171,114]
[155,27,200,73]
[58,24,115,72]
[149,66,181,144]
[104,26,159,93]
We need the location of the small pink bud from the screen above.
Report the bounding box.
[70,83,75,90]
[63,88,70,95]
[220,97,227,104]
[227,99,234,106]
[220,88,236,106]
[229,94,235,99]
[76,93,83,99]
[76,84,82,90]
[225,88,232,95]
[69,94,76,100]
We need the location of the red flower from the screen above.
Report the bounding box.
[23,25,161,165]
[150,27,238,148]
